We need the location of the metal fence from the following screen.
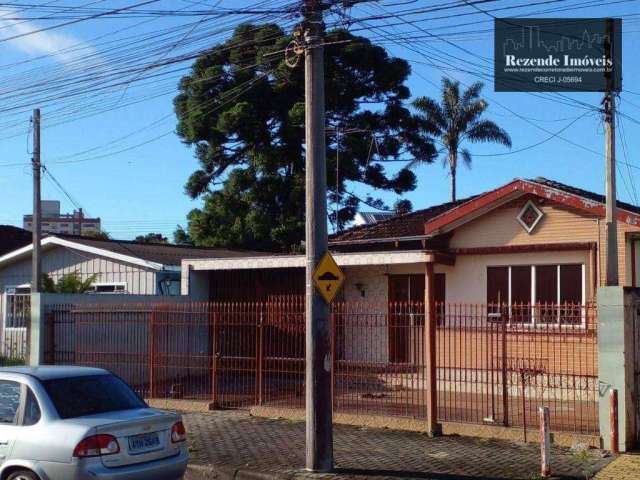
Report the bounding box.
[45,299,598,435]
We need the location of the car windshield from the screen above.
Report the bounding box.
[42,374,146,419]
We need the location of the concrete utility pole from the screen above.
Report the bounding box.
[603,18,618,286]
[31,108,42,293]
[303,0,333,472]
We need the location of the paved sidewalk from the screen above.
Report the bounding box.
[182,411,613,480]
[593,453,640,480]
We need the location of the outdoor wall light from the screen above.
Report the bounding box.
[355,282,366,297]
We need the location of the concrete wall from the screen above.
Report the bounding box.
[597,287,639,452]
[32,293,200,392]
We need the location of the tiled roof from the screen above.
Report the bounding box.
[330,196,476,243]
[331,177,640,244]
[0,226,31,256]
[529,177,640,216]
[50,234,271,266]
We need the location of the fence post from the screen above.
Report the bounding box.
[539,406,551,477]
[424,262,440,436]
[501,307,509,427]
[211,306,218,408]
[45,312,54,364]
[256,303,264,406]
[610,388,619,454]
[331,308,337,413]
[148,309,156,398]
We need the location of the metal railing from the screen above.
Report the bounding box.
[44,299,598,435]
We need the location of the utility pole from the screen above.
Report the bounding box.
[303,0,333,472]
[31,108,42,293]
[603,18,618,286]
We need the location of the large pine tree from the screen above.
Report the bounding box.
[174,24,435,251]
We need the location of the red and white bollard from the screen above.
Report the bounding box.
[539,406,551,478]
[610,388,619,454]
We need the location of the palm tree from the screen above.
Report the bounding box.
[412,78,512,201]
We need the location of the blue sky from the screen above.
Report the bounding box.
[0,1,638,240]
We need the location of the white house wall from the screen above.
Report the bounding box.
[435,250,592,304]
[341,266,389,364]
[0,246,158,295]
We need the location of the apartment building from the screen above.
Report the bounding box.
[23,200,101,236]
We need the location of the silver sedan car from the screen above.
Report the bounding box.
[0,366,188,480]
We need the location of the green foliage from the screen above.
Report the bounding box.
[134,233,168,244]
[0,356,25,367]
[42,272,97,294]
[173,226,194,246]
[174,24,435,251]
[83,230,110,240]
[412,77,511,201]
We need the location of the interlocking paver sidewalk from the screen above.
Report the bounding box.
[593,453,640,480]
[182,411,613,480]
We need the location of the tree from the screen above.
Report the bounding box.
[134,233,169,244]
[412,78,512,201]
[83,230,110,240]
[394,199,413,214]
[174,24,435,251]
[173,226,194,246]
[42,272,97,293]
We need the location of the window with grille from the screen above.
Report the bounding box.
[486,264,584,326]
[4,286,31,329]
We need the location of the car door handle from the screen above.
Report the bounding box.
[0,441,9,446]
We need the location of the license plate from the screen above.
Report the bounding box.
[128,432,160,453]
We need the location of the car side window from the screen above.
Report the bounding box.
[23,388,41,426]
[0,381,21,425]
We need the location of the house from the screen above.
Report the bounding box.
[0,234,263,357]
[181,177,640,364]
[0,226,31,257]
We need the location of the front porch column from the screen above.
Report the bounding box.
[425,262,441,436]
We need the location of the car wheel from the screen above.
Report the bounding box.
[7,471,39,480]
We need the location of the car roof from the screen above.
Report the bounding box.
[0,366,109,381]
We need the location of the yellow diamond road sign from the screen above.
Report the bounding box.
[312,252,345,304]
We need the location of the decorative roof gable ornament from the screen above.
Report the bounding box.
[516,200,544,234]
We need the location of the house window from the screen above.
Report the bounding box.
[3,286,30,329]
[486,264,584,326]
[516,200,544,233]
[87,283,126,294]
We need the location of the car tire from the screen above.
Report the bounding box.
[7,470,39,480]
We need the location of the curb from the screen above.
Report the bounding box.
[187,464,297,480]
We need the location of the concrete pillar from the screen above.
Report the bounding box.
[29,292,45,366]
[597,286,637,451]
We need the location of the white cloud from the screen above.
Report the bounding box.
[0,8,98,66]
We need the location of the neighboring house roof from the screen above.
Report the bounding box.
[353,211,397,226]
[330,177,640,245]
[0,226,31,256]
[0,234,269,272]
